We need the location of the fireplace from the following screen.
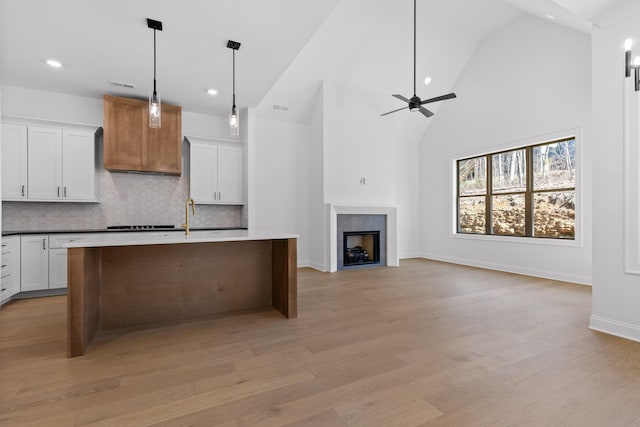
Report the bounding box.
[328,204,398,272]
[337,214,386,270]
[343,231,380,266]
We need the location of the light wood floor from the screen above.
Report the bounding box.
[1,259,640,427]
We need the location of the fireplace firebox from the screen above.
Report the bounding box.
[343,231,380,267]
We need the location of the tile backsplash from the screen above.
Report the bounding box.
[2,168,242,231]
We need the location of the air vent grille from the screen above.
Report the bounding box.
[109,80,135,89]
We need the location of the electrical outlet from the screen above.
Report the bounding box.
[360,177,366,185]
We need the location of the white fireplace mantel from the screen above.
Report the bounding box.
[328,204,399,272]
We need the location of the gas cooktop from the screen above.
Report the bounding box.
[106,225,178,231]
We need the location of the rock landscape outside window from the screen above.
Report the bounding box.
[457,138,576,240]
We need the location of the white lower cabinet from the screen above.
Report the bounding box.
[48,248,68,289]
[20,235,50,291]
[20,234,77,292]
[1,236,21,303]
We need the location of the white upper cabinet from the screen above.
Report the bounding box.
[27,126,63,200]
[188,138,244,205]
[1,124,28,200]
[1,123,98,202]
[218,145,243,204]
[62,128,96,201]
[190,142,219,204]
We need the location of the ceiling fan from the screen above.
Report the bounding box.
[381,0,457,118]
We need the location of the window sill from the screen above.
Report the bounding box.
[450,232,582,248]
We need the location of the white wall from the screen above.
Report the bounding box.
[322,81,396,205]
[419,14,593,284]
[307,86,327,270]
[1,85,235,140]
[590,5,640,342]
[396,135,420,258]
[254,117,310,266]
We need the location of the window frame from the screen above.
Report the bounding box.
[451,130,582,247]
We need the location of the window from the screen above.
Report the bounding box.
[457,137,576,240]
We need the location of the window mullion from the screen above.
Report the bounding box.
[525,146,533,237]
[486,154,492,235]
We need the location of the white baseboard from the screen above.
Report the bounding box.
[307,261,328,272]
[399,253,421,260]
[297,260,309,268]
[419,252,592,286]
[590,315,640,343]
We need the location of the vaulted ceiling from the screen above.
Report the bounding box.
[0,0,629,125]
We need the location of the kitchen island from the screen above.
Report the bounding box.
[65,230,297,357]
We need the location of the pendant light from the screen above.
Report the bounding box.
[147,18,163,128]
[227,40,241,136]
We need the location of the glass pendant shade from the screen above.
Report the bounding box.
[229,106,239,136]
[149,92,161,128]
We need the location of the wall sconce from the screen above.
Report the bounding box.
[625,38,640,91]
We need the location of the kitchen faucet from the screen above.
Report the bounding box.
[182,197,196,236]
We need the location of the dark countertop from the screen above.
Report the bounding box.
[2,227,247,236]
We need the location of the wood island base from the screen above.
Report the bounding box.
[67,238,297,357]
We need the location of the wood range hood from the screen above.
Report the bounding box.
[102,95,182,175]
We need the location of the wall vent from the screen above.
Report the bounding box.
[273,105,289,112]
[109,80,135,89]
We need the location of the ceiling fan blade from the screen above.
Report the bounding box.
[419,107,434,118]
[392,94,411,103]
[421,93,457,105]
[380,106,409,116]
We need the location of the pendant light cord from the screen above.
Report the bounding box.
[153,29,157,97]
[232,49,236,108]
[413,0,416,97]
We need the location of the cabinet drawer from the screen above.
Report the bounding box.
[1,260,11,277]
[49,234,83,249]
[1,274,11,291]
[1,242,10,255]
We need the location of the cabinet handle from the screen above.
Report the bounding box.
[43,238,46,250]
[64,187,67,197]
[57,187,61,197]
[214,192,217,201]
[218,192,221,200]
[21,185,25,196]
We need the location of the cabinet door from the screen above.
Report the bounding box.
[146,103,182,175]
[62,129,95,201]
[27,127,63,200]
[103,95,145,172]
[189,143,218,204]
[1,124,28,200]
[48,248,68,289]
[20,235,49,291]
[9,238,21,297]
[218,145,244,204]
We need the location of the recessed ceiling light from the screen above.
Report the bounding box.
[545,14,555,20]
[424,76,432,85]
[207,88,218,96]
[46,59,62,68]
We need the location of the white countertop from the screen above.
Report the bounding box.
[63,229,299,248]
